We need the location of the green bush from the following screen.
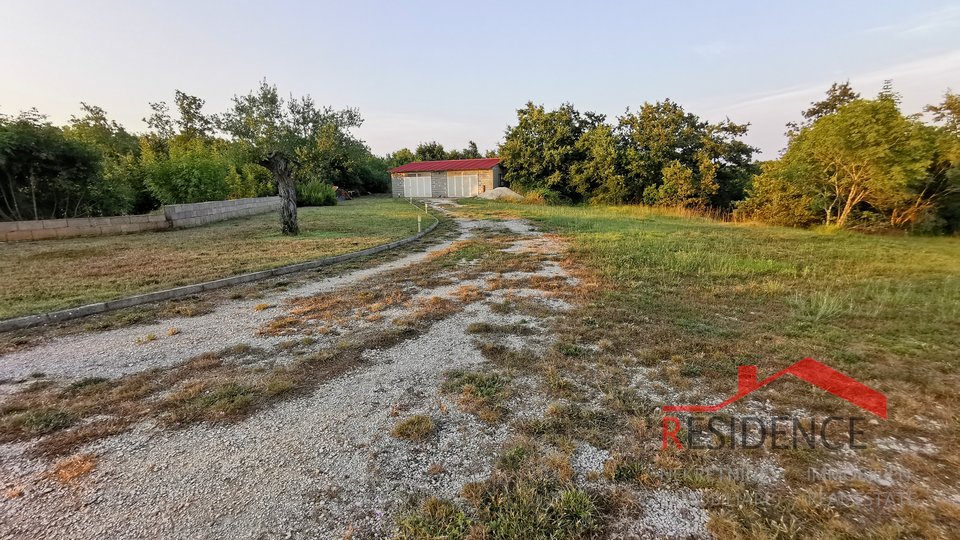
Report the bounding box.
[142,138,232,204]
[226,163,274,199]
[298,180,337,207]
[521,187,567,206]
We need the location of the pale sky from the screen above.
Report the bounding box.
[1,1,958,158]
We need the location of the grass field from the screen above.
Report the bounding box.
[0,196,425,319]
[451,200,960,537]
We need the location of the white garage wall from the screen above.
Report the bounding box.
[402,173,432,197]
[447,172,479,197]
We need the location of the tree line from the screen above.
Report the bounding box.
[386,140,494,168]
[494,101,757,208]
[4,79,958,235]
[0,81,390,224]
[489,83,960,233]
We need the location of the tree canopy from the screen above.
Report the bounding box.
[0,111,109,220]
[738,87,959,232]
[387,140,488,168]
[498,100,758,207]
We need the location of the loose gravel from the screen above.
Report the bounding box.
[0,212,586,539]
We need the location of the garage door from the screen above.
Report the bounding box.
[447,172,479,198]
[403,174,432,198]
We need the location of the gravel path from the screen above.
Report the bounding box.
[1,210,716,539]
[0,213,575,539]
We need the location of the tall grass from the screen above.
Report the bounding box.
[456,198,960,370]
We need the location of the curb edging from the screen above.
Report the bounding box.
[0,214,440,333]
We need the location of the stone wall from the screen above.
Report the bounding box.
[430,171,447,197]
[2,196,281,242]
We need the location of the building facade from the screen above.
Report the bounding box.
[389,158,502,198]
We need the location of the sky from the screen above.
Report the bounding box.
[1,1,959,158]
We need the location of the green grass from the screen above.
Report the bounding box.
[454,199,960,538]
[0,196,425,319]
[457,200,960,378]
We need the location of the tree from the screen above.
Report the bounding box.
[922,91,960,232]
[786,81,860,137]
[387,148,415,168]
[498,102,604,200]
[734,160,820,227]
[740,99,937,228]
[64,103,148,213]
[571,124,623,203]
[415,141,447,161]
[802,81,860,123]
[462,141,482,159]
[173,91,215,139]
[219,81,362,235]
[144,101,175,141]
[298,122,384,193]
[0,111,105,220]
[877,79,901,105]
[141,137,232,204]
[616,100,756,207]
[926,90,960,136]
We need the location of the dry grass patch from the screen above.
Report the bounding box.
[268,284,413,335]
[0,334,362,456]
[391,415,435,441]
[466,321,537,336]
[4,485,25,500]
[452,284,485,303]
[0,197,423,319]
[48,452,97,484]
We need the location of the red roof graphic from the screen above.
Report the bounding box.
[663,358,887,418]
[388,158,501,173]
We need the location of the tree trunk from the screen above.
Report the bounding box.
[836,186,866,228]
[263,152,299,235]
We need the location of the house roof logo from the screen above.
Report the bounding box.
[663,357,887,419]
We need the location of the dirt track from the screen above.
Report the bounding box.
[3,210,654,539]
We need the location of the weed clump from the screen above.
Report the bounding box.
[391,415,435,441]
[396,497,471,539]
[162,382,259,423]
[442,371,509,423]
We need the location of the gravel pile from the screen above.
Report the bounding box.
[477,187,523,201]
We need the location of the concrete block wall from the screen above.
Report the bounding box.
[0,214,169,242]
[431,171,447,197]
[2,196,281,242]
[164,197,281,228]
[391,175,404,197]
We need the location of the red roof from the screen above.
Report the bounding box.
[389,158,500,173]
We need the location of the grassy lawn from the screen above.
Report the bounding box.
[452,200,960,537]
[0,196,425,319]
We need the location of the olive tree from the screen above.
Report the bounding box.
[219,81,361,235]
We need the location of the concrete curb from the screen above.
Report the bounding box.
[0,213,441,333]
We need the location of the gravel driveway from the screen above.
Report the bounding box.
[0,211,584,539]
